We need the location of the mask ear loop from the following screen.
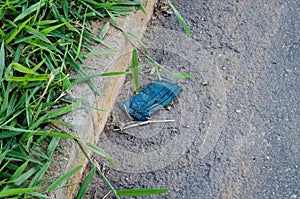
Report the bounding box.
[122,103,133,120]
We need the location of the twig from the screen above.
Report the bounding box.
[102,190,112,199]
[114,119,175,131]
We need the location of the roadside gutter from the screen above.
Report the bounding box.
[51,1,158,198]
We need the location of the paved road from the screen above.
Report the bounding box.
[87,0,299,198]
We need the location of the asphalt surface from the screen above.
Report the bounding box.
[86,0,299,198]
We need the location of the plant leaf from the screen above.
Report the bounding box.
[10,62,37,74]
[0,41,4,80]
[117,188,168,196]
[0,187,40,198]
[6,16,34,45]
[24,26,51,43]
[98,22,110,40]
[76,167,96,199]
[86,143,117,169]
[14,1,46,22]
[12,166,40,186]
[171,73,197,78]
[167,0,191,36]
[105,9,118,26]
[10,161,29,181]
[127,31,150,54]
[132,48,139,93]
[46,165,83,192]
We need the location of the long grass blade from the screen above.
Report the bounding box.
[24,26,52,44]
[126,31,149,54]
[40,23,67,35]
[167,0,191,36]
[6,17,34,45]
[80,50,118,58]
[86,143,117,169]
[0,187,40,198]
[29,161,51,188]
[46,165,83,192]
[105,9,118,26]
[0,41,4,80]
[171,73,197,78]
[75,10,87,60]
[76,167,96,199]
[117,188,168,196]
[10,62,37,74]
[71,71,131,84]
[27,192,54,199]
[14,1,46,22]
[9,161,29,181]
[12,166,40,186]
[132,48,139,93]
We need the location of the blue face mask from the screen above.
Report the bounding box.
[120,81,183,121]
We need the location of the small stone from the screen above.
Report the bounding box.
[216,103,222,108]
[290,194,297,199]
[201,81,210,86]
[236,109,242,113]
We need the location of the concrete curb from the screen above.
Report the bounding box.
[52,1,157,198]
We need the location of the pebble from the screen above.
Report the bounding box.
[235,109,242,113]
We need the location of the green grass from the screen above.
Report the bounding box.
[0,0,191,198]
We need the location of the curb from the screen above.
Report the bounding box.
[51,1,157,198]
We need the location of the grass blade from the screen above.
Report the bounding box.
[132,48,139,93]
[79,0,104,18]
[62,0,69,18]
[5,16,34,45]
[0,149,10,165]
[47,101,82,119]
[28,162,51,187]
[4,75,49,82]
[24,26,52,44]
[9,161,29,181]
[86,143,117,169]
[46,165,83,192]
[76,167,96,199]
[28,131,80,140]
[98,22,110,40]
[96,170,120,199]
[13,43,25,63]
[171,73,197,78]
[80,50,118,58]
[105,9,118,26]
[27,192,54,199]
[0,187,40,198]
[117,188,168,196]
[71,71,131,84]
[14,1,46,22]
[126,31,149,54]
[40,22,67,35]
[0,41,4,80]
[46,136,60,157]
[167,0,191,36]
[66,56,101,96]
[10,62,37,74]
[75,10,87,60]
[12,166,40,186]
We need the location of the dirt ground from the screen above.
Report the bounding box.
[85,0,299,198]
